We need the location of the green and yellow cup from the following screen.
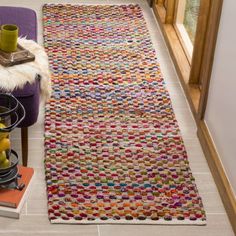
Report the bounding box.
[0,24,18,52]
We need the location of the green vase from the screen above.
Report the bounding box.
[0,24,18,52]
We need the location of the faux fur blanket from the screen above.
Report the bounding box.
[0,38,51,100]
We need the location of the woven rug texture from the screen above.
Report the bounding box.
[43,4,206,224]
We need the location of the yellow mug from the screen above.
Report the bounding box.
[0,24,18,52]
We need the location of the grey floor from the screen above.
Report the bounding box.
[0,0,234,235]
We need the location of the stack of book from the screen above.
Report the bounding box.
[0,166,34,218]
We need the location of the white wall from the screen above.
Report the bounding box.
[205,0,236,195]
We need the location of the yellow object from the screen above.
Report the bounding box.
[0,123,9,140]
[0,159,10,168]
[0,138,10,152]
[0,151,7,163]
[0,24,18,52]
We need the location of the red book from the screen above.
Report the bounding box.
[0,166,34,208]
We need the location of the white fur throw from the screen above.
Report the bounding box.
[0,38,51,100]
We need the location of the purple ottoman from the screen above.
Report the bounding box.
[0,6,37,41]
[0,6,40,166]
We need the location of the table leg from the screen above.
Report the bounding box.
[21,127,28,166]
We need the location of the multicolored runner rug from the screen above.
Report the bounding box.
[43,4,206,224]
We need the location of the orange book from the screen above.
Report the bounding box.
[0,166,34,208]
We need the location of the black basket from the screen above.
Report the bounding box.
[0,93,25,133]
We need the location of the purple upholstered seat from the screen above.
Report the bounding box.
[0,6,37,41]
[12,79,40,127]
[0,6,40,165]
[0,6,39,127]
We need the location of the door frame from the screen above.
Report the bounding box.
[153,0,223,121]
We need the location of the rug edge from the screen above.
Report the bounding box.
[50,218,207,225]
